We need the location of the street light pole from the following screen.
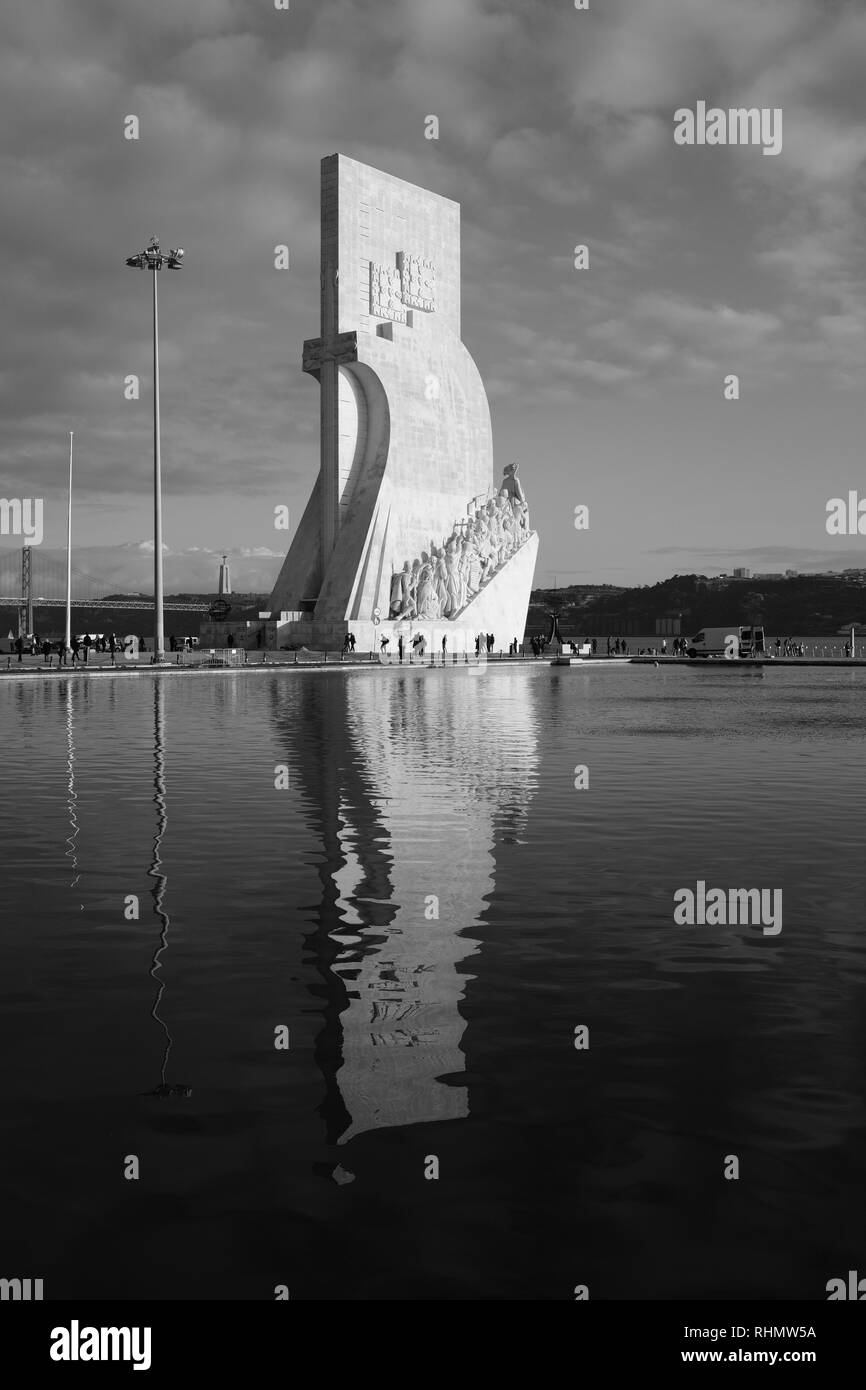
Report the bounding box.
[126,237,184,663]
[65,430,73,653]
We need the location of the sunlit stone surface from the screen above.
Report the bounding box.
[268,154,537,651]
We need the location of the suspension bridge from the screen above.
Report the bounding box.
[0,546,210,635]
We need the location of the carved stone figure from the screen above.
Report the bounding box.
[499,462,526,508]
[385,466,531,619]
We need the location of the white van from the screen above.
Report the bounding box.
[687,625,765,658]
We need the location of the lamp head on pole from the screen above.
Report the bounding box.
[125,238,185,271]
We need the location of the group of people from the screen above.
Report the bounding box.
[377,632,429,662]
[389,465,530,622]
[371,631,507,662]
[9,633,132,665]
[7,632,153,665]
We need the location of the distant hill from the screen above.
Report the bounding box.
[527,574,866,638]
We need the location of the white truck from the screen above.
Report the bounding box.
[687,625,765,658]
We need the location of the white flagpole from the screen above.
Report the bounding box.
[65,431,73,652]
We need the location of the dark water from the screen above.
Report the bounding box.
[1,664,865,1301]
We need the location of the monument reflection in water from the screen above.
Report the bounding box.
[268,667,539,1147]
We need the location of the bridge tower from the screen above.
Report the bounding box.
[18,546,33,637]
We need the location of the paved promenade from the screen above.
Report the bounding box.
[3,650,866,676]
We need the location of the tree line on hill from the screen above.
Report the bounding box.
[527,574,866,637]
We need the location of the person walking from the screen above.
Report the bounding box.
[41,637,52,666]
[441,634,447,664]
[70,635,80,665]
[108,633,117,666]
[398,634,404,664]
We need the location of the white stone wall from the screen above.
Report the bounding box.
[269,154,535,643]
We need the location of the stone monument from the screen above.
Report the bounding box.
[266,154,538,653]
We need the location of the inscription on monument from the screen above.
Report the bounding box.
[370,253,436,322]
[370,263,407,324]
[397,252,436,311]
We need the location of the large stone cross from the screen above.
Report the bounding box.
[302,329,358,566]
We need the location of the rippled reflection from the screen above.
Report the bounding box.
[145,680,190,1100]
[63,681,82,907]
[271,670,539,1144]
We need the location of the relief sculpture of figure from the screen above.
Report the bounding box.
[399,559,419,618]
[464,534,482,595]
[416,555,440,619]
[444,538,462,617]
[499,462,527,510]
[433,547,449,614]
[384,464,530,621]
[390,562,411,617]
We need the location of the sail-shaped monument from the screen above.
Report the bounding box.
[263,154,538,653]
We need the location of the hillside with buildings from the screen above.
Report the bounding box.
[528,572,866,639]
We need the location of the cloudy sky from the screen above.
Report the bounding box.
[1,0,865,592]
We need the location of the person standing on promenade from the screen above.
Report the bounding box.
[398,634,404,663]
[108,634,117,665]
[42,638,52,667]
[70,635,80,665]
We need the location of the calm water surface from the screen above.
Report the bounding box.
[1,664,865,1300]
